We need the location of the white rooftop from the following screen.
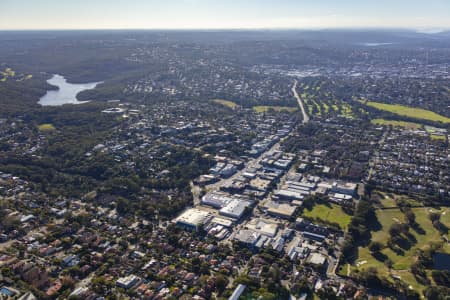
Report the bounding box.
[246,218,279,237]
[308,252,327,265]
[175,208,211,227]
[219,199,251,219]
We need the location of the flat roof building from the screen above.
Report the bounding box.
[249,178,272,191]
[302,231,326,242]
[331,182,357,196]
[211,216,234,228]
[307,253,327,266]
[234,229,261,246]
[174,208,211,230]
[264,201,298,219]
[246,218,279,238]
[202,192,253,209]
[219,199,251,219]
[274,189,306,201]
[201,192,231,208]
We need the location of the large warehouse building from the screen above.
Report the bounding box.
[174,208,212,231]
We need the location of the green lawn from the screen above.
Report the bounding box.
[38,123,56,131]
[361,101,450,123]
[430,134,446,141]
[322,102,330,114]
[302,203,352,230]
[371,119,422,130]
[375,192,423,208]
[0,68,31,82]
[331,104,339,111]
[212,99,238,109]
[312,100,321,116]
[352,206,450,294]
[252,106,298,113]
[340,103,354,118]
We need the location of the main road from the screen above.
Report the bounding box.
[292,80,310,124]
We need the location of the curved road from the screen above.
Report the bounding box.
[292,80,310,124]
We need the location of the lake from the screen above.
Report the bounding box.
[38,74,102,106]
[361,42,394,47]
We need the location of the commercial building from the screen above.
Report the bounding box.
[307,253,327,267]
[234,229,261,246]
[264,201,298,219]
[174,208,212,230]
[249,178,272,191]
[330,193,353,205]
[296,218,329,240]
[302,231,326,242]
[219,199,252,219]
[273,159,292,170]
[273,189,306,201]
[210,216,234,228]
[246,218,279,238]
[202,192,252,209]
[201,192,231,208]
[271,237,285,252]
[331,182,357,196]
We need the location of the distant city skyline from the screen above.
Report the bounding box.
[1,0,449,31]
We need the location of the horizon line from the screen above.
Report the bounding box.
[0,26,448,33]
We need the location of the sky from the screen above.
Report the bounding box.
[0,0,449,31]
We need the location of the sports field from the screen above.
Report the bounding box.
[362,101,450,123]
[371,118,422,129]
[253,106,298,113]
[302,203,352,230]
[38,123,56,131]
[212,99,238,109]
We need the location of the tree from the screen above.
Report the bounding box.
[405,210,416,225]
[317,286,339,300]
[423,286,450,300]
[61,276,76,290]
[385,258,393,270]
[200,262,210,275]
[411,261,426,279]
[356,267,381,287]
[1,215,20,232]
[429,212,441,223]
[431,270,450,287]
[215,274,228,294]
[116,197,130,215]
[389,223,408,237]
[368,241,383,253]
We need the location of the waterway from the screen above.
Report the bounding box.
[38,74,101,106]
[361,42,394,47]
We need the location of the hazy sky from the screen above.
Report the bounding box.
[1,0,449,30]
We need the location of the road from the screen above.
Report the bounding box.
[190,181,201,206]
[327,257,339,278]
[292,80,310,124]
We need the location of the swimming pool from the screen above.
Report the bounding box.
[0,287,14,296]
